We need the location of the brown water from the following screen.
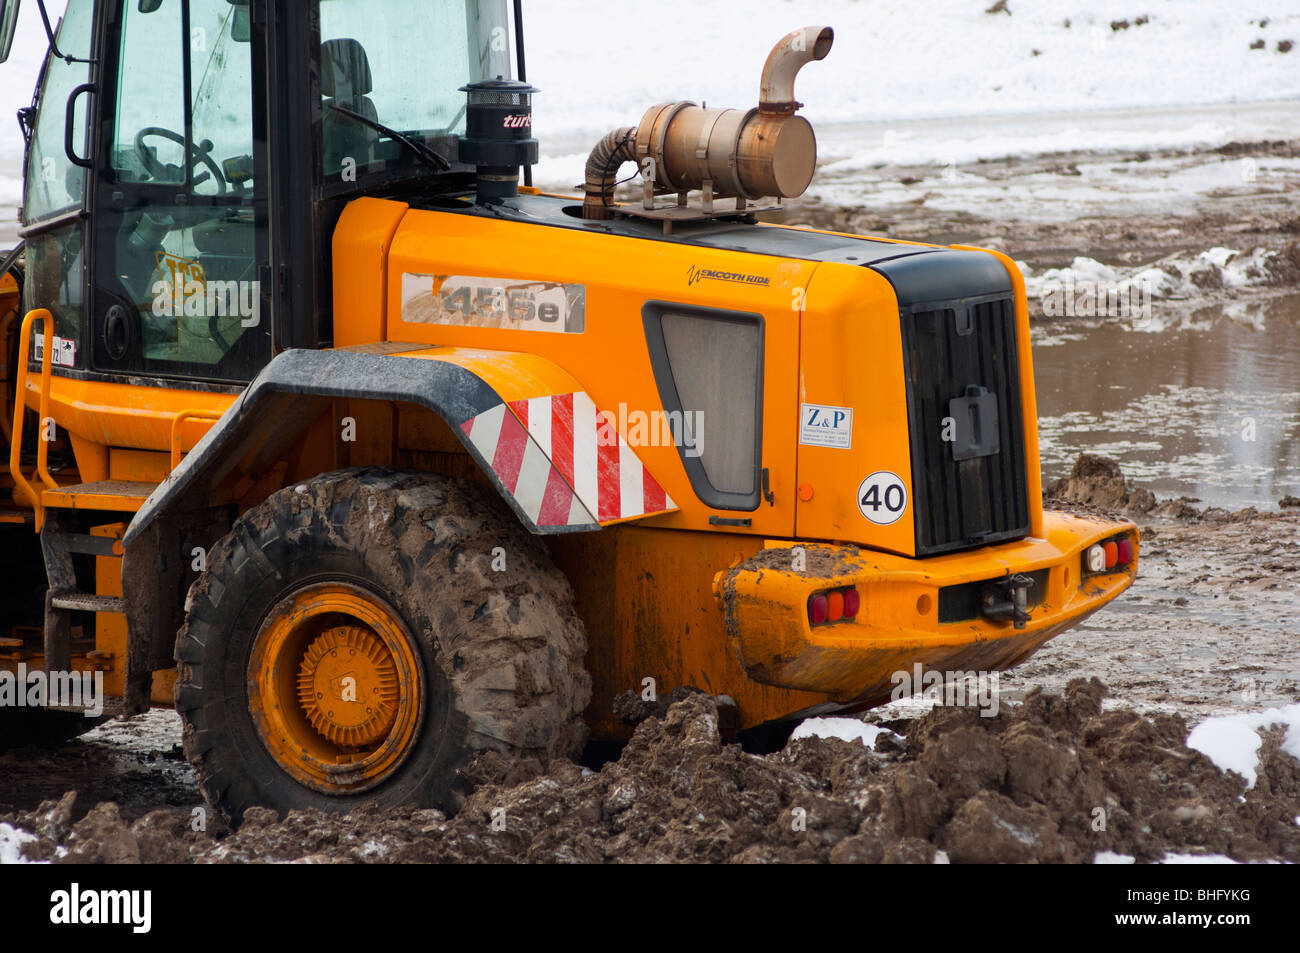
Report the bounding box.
[1032,293,1300,511]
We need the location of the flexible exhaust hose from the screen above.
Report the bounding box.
[582,126,636,220]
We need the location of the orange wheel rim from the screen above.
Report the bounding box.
[247,582,423,794]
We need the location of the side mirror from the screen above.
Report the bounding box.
[0,0,21,65]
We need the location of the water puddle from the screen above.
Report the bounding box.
[1033,293,1300,510]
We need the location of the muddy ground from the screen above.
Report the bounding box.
[2,139,1298,864]
[4,679,1299,864]
[2,459,1295,864]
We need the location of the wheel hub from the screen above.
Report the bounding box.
[296,625,400,747]
[246,582,424,794]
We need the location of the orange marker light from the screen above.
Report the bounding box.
[827,589,844,622]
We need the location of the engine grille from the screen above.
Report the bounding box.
[900,295,1030,556]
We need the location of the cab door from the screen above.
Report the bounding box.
[17,0,95,368]
[90,0,270,383]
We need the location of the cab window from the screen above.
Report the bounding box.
[20,0,94,353]
[318,0,511,180]
[95,0,267,381]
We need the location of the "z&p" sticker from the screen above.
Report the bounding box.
[800,402,853,449]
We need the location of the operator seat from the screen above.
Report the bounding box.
[321,38,380,171]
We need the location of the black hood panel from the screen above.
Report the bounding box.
[870,248,1014,309]
[429,191,949,269]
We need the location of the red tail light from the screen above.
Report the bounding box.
[1083,534,1135,576]
[809,586,859,626]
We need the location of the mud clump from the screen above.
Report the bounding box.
[612,685,739,736]
[1044,453,1154,515]
[4,681,1298,863]
[6,791,222,863]
[1045,452,1287,524]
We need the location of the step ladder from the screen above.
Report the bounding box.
[39,482,156,672]
[7,312,168,676]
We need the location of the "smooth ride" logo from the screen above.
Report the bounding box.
[686,265,770,288]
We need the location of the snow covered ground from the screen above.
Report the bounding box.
[3,0,1299,206]
[524,0,1300,189]
[527,0,1300,134]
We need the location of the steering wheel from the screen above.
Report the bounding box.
[134,126,227,195]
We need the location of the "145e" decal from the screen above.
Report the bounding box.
[400,274,586,333]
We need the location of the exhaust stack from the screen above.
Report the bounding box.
[583,27,834,221]
[759,26,834,115]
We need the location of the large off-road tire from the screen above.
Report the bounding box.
[175,468,591,821]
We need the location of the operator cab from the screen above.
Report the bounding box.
[5,0,515,386]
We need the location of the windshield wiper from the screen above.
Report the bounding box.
[326,104,451,172]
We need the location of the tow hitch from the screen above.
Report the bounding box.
[981,573,1037,629]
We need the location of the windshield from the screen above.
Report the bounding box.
[319,0,512,179]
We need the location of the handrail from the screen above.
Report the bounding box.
[8,309,54,526]
[35,313,59,492]
[170,408,224,470]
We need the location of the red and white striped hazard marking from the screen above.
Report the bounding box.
[460,403,595,529]
[459,392,676,529]
[508,392,675,523]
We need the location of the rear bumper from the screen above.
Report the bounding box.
[713,511,1137,705]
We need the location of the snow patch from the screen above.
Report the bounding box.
[0,823,41,865]
[1021,247,1282,311]
[1093,851,1137,864]
[1186,704,1300,790]
[791,717,898,748]
[1160,852,1241,864]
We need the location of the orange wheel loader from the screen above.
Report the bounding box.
[0,0,1136,820]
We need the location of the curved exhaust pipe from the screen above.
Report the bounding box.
[759,26,834,115]
[580,26,834,219]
